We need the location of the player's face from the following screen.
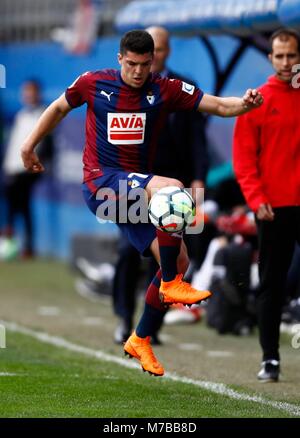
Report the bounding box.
[118,51,153,88]
[22,83,40,107]
[269,36,300,83]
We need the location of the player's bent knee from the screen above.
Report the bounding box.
[146,177,184,199]
[165,178,184,189]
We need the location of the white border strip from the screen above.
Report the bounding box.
[0,372,18,376]
[2,320,300,417]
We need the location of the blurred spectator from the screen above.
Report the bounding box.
[282,244,300,324]
[205,208,258,336]
[0,109,5,232]
[192,178,258,336]
[51,0,101,54]
[2,79,52,258]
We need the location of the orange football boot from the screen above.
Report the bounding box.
[124,332,164,376]
[159,273,212,306]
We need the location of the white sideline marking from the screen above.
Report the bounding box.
[2,320,300,417]
[178,343,203,351]
[159,333,173,343]
[207,351,234,358]
[37,306,61,316]
[0,372,18,376]
[82,317,104,326]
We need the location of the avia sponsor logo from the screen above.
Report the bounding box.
[107,113,146,145]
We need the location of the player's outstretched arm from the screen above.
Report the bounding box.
[198,89,263,117]
[21,93,72,173]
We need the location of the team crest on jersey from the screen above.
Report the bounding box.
[107,113,146,145]
[146,92,155,105]
[182,81,195,95]
[129,179,141,188]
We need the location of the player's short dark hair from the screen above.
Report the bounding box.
[270,27,300,53]
[120,30,154,55]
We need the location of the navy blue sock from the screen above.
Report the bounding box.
[136,303,165,338]
[156,229,182,281]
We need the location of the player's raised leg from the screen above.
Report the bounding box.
[124,176,211,376]
[150,236,211,306]
[146,176,212,306]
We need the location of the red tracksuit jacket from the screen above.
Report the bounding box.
[233,75,300,212]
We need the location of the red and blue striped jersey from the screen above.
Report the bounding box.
[65,69,203,182]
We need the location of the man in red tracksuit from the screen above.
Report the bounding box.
[233,28,300,382]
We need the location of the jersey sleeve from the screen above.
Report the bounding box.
[164,78,203,111]
[65,72,92,108]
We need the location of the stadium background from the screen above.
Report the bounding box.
[3,0,300,259]
[1,0,300,420]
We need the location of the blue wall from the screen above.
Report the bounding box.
[0,35,272,258]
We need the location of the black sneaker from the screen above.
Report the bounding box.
[257,360,280,382]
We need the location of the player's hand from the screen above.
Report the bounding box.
[256,203,274,221]
[242,89,263,109]
[21,148,45,173]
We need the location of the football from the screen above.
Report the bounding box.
[148,186,196,233]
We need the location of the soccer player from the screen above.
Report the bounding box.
[112,26,210,345]
[21,30,263,376]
